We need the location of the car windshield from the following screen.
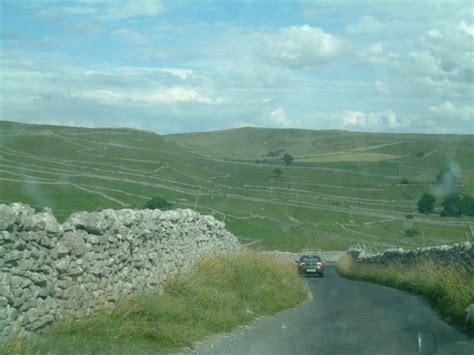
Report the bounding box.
[301,256,321,263]
[1,0,473,354]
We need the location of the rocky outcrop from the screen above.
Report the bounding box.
[0,203,240,336]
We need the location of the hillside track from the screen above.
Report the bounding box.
[183,266,473,355]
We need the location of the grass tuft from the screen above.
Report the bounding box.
[2,252,309,354]
[337,254,474,335]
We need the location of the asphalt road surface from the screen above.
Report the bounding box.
[181,266,473,355]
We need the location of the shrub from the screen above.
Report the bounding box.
[271,168,283,179]
[143,197,173,210]
[405,229,419,237]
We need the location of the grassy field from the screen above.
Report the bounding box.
[1,120,473,251]
[337,255,474,335]
[2,252,309,354]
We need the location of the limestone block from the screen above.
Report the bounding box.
[32,212,61,234]
[0,204,16,230]
[12,203,36,231]
[4,250,24,263]
[29,313,55,331]
[54,259,69,273]
[39,235,56,248]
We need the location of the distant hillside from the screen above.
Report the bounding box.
[165,127,474,167]
[1,121,473,252]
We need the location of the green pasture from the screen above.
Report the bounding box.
[1,121,473,251]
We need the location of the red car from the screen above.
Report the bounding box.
[297,255,325,277]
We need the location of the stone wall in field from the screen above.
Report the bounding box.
[347,242,473,269]
[0,203,240,336]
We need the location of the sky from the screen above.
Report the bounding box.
[0,0,473,134]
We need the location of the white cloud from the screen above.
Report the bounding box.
[366,45,447,80]
[340,110,408,131]
[263,25,343,70]
[25,119,97,128]
[61,6,97,15]
[113,28,150,44]
[347,16,385,35]
[369,42,384,55]
[100,0,165,21]
[79,65,193,81]
[430,101,473,121]
[375,81,390,95]
[32,0,166,22]
[362,18,473,99]
[70,87,226,105]
[458,21,474,36]
[302,108,473,133]
[231,121,261,128]
[70,90,123,105]
[147,87,226,104]
[158,68,193,80]
[270,107,290,128]
[420,23,473,84]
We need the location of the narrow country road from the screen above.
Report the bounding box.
[181,266,473,355]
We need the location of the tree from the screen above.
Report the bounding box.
[417,193,436,214]
[144,196,173,210]
[282,153,294,166]
[440,193,461,217]
[460,195,474,217]
[271,168,283,179]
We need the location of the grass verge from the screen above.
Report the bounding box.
[337,254,474,336]
[2,251,309,354]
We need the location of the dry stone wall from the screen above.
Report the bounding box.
[347,242,473,270]
[0,203,240,336]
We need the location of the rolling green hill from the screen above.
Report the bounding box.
[1,121,473,251]
[166,127,474,166]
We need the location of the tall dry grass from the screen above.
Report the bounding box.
[337,254,474,335]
